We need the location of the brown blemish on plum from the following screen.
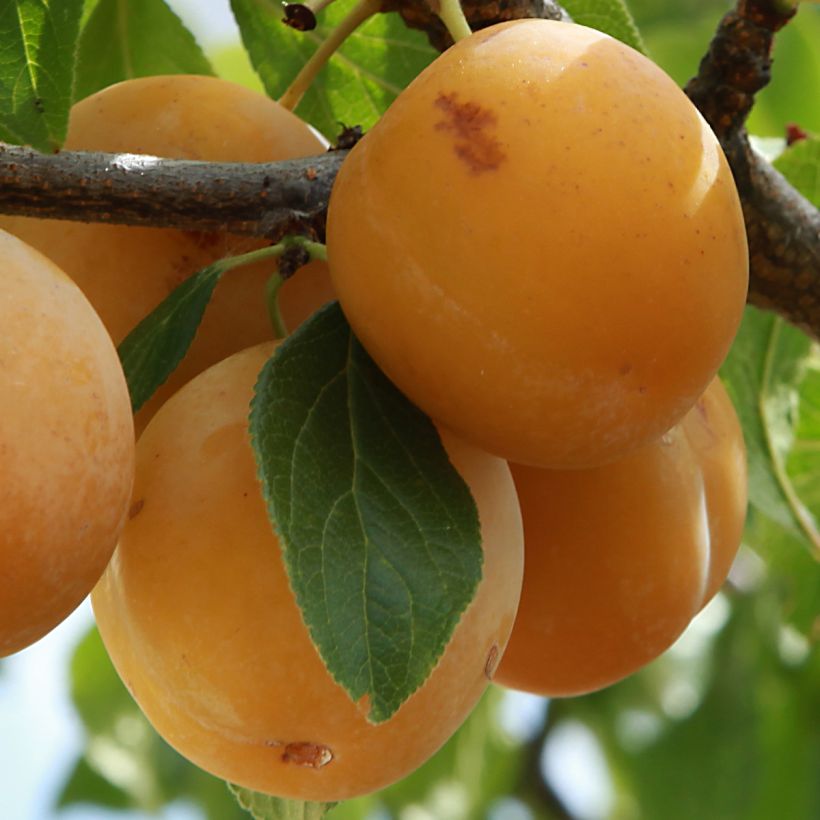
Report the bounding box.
[128,499,145,519]
[282,741,334,768]
[484,644,500,679]
[434,92,506,174]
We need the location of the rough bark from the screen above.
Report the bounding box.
[383,0,569,50]
[0,145,344,242]
[685,0,820,337]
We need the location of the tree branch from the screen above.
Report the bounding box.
[383,0,570,51]
[0,144,344,241]
[685,0,820,338]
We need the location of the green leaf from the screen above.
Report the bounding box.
[632,9,721,87]
[721,306,820,556]
[743,509,820,635]
[117,261,224,413]
[66,626,172,811]
[250,302,483,723]
[0,0,84,151]
[749,7,820,137]
[74,0,213,102]
[228,785,336,819]
[70,623,136,736]
[576,593,820,820]
[230,0,436,139]
[563,0,647,53]
[378,688,527,816]
[81,0,100,27]
[57,757,132,810]
[118,245,281,413]
[787,356,820,524]
[773,136,820,207]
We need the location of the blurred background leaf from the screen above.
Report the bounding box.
[630,0,820,136]
[557,589,820,820]
[74,0,213,102]
[720,308,819,556]
[60,626,247,819]
[774,137,820,206]
[562,0,646,52]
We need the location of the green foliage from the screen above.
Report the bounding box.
[116,245,281,412]
[632,1,820,135]
[719,133,820,562]
[563,0,646,52]
[788,358,820,515]
[561,589,820,820]
[58,758,132,811]
[721,308,819,555]
[749,7,820,136]
[231,0,436,140]
[250,302,483,723]
[119,257,485,726]
[228,786,336,820]
[375,688,530,817]
[74,0,213,102]
[774,136,820,206]
[0,0,83,151]
[62,626,248,818]
[117,258,226,412]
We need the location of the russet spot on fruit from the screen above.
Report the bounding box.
[326,19,748,469]
[92,343,525,801]
[0,230,134,657]
[0,74,335,433]
[494,377,747,697]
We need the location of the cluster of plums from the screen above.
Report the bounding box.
[1,19,747,802]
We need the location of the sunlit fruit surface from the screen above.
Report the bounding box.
[92,343,525,801]
[0,230,134,657]
[495,377,747,696]
[327,19,748,470]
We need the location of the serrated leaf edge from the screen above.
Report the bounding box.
[228,782,336,819]
[248,309,482,724]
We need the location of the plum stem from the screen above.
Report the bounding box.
[436,0,473,42]
[279,0,382,112]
